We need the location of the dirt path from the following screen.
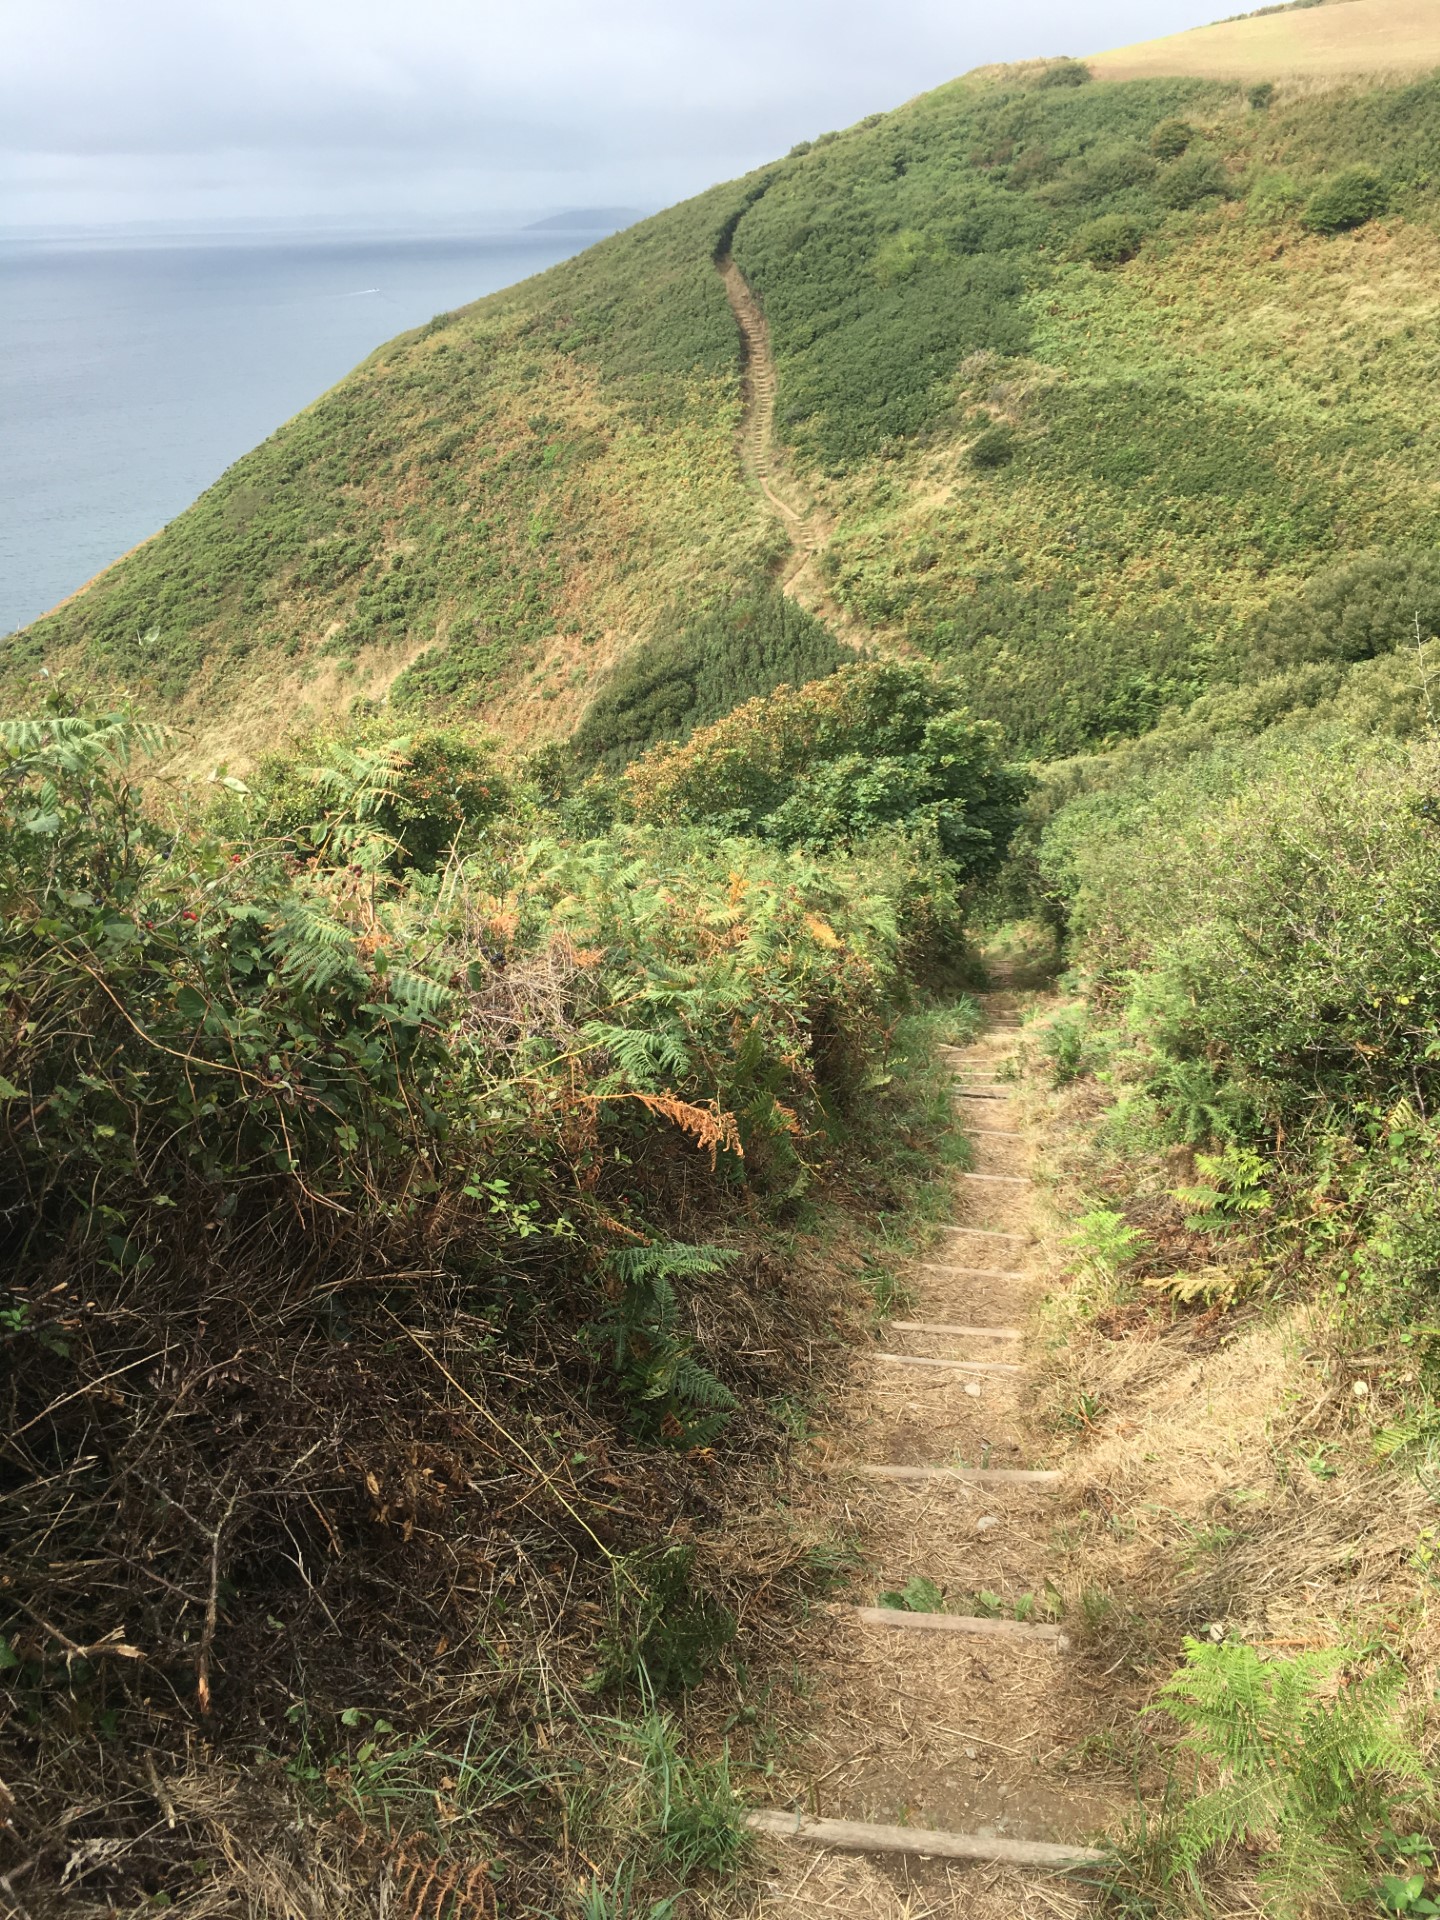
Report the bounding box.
[715,255,859,642]
[739,992,1122,1919]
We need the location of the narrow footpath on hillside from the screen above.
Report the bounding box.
[714,254,857,641]
[739,991,1123,1920]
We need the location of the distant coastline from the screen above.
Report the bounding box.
[524,207,641,232]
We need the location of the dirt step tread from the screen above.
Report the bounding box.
[745,1809,1102,1869]
[914,1261,1024,1281]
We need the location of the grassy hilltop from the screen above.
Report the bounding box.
[8,31,1440,765]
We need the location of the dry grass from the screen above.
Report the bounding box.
[1090,0,1440,84]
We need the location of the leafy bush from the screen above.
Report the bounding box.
[969,423,1018,469]
[1248,82,1277,112]
[1044,141,1157,209]
[1302,165,1389,234]
[1244,547,1440,679]
[255,721,510,870]
[1155,150,1230,209]
[624,660,1027,882]
[1073,212,1148,265]
[1042,734,1440,1131]
[1150,117,1195,160]
[1038,59,1092,89]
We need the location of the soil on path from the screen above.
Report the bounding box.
[736,990,1128,1920]
[715,254,860,643]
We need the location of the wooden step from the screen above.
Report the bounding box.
[853,1605,1068,1647]
[958,1171,1032,1186]
[939,1225,1029,1244]
[745,1810,1102,1869]
[891,1320,1022,1340]
[914,1261,1024,1281]
[952,1089,1010,1101]
[855,1463,1061,1486]
[967,1128,1025,1139]
[877,1352,1021,1376]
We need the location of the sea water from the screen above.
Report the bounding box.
[0,226,592,637]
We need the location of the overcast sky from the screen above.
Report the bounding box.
[5,0,1232,231]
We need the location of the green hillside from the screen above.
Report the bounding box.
[12,33,1440,1920]
[9,59,1440,765]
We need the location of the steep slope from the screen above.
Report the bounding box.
[6,46,1440,767]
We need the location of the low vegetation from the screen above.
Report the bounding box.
[0,692,1002,1912]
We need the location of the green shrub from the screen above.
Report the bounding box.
[1248,81,1277,111]
[1073,213,1148,265]
[570,586,846,771]
[1246,547,1440,675]
[1302,166,1389,234]
[1150,117,1195,160]
[969,423,1017,470]
[1156,150,1230,210]
[596,1544,735,1695]
[625,661,1028,883]
[1043,735,1440,1131]
[1047,141,1157,207]
[255,722,510,871]
[1038,58,1092,89]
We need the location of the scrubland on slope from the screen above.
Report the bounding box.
[9,58,1440,770]
[8,24,1440,1920]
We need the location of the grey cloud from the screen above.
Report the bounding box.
[4,0,1233,227]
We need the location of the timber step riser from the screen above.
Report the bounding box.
[853,1605,1068,1647]
[855,1462,1061,1486]
[877,1352,1022,1375]
[745,1811,1103,1869]
[891,1319,1022,1339]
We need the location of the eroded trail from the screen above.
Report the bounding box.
[716,254,855,639]
[741,994,1121,1920]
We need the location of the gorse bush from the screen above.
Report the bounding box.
[969,422,1018,469]
[253,720,511,871]
[1244,546,1440,677]
[1073,212,1148,264]
[1150,117,1195,159]
[1155,149,1230,209]
[1045,735,1440,1133]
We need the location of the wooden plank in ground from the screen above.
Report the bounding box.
[852,1605,1068,1646]
[855,1462,1061,1486]
[891,1320,1022,1339]
[877,1352,1021,1376]
[745,1810,1102,1868]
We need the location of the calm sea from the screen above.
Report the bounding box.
[0,226,594,637]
